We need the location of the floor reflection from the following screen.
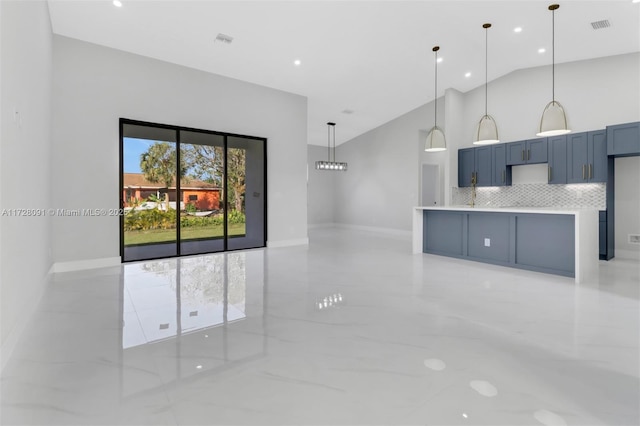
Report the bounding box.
[120,250,265,397]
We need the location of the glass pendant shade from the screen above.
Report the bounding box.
[474,114,500,145]
[425,125,446,152]
[537,100,570,136]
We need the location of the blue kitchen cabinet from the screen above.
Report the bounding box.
[458,148,475,188]
[567,130,607,183]
[607,121,640,157]
[458,147,493,187]
[492,144,511,186]
[475,146,493,187]
[547,135,567,184]
[506,138,548,165]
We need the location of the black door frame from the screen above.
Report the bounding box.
[119,118,268,262]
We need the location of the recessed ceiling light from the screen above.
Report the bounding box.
[538,48,546,54]
[633,0,640,4]
[293,59,301,66]
[437,57,443,63]
[465,72,471,78]
[113,0,122,7]
[514,27,522,33]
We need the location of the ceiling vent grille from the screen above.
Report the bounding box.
[215,33,234,44]
[591,20,610,30]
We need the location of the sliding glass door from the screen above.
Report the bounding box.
[179,131,225,256]
[120,120,266,262]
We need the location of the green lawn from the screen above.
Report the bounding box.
[124,223,246,246]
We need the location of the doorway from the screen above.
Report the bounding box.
[120,119,267,262]
[421,163,440,206]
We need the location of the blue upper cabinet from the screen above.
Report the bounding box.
[506,141,526,165]
[567,130,607,183]
[567,133,588,183]
[474,146,493,187]
[458,148,475,188]
[547,135,567,184]
[527,138,548,163]
[589,130,607,182]
[506,138,548,165]
[492,144,511,186]
[607,121,640,157]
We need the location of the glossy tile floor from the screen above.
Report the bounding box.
[1,228,639,425]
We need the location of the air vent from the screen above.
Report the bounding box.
[591,20,610,30]
[215,33,234,44]
[629,234,640,245]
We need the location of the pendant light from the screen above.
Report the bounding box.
[315,122,347,171]
[425,46,446,152]
[473,23,499,145]
[537,4,571,137]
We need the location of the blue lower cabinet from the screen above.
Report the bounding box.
[599,210,607,260]
[467,213,510,262]
[423,211,465,256]
[423,210,575,278]
[514,214,575,276]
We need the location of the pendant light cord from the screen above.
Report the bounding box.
[332,124,336,162]
[434,48,438,127]
[327,123,330,162]
[552,7,555,103]
[485,26,488,116]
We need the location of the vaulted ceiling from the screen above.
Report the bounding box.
[47,1,640,146]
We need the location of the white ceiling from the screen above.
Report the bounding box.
[47,0,640,146]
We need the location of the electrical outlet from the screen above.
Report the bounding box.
[484,238,491,247]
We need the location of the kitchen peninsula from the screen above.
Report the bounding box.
[413,206,599,283]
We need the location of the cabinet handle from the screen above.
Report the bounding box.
[521,150,524,161]
[527,149,530,160]
[548,166,552,181]
[582,164,586,180]
[589,164,592,179]
[502,170,505,183]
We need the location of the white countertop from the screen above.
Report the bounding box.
[414,206,599,215]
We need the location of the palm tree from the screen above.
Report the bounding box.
[140,142,186,210]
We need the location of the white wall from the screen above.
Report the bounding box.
[307,145,335,226]
[333,99,444,233]
[615,156,640,260]
[329,53,640,232]
[0,0,53,368]
[51,36,308,266]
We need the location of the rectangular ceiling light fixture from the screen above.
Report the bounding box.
[215,33,234,44]
[590,20,611,30]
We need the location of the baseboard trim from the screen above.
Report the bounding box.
[267,238,309,248]
[1,272,49,373]
[308,223,336,229]
[333,223,412,239]
[51,256,121,273]
[613,249,640,261]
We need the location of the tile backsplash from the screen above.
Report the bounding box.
[452,183,606,209]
